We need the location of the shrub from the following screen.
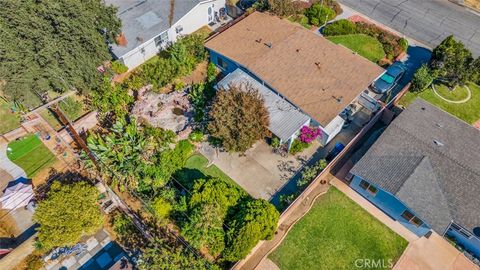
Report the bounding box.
[289,139,309,154]
[271,137,280,148]
[173,79,185,91]
[289,14,310,28]
[279,192,298,209]
[411,64,434,92]
[355,22,407,60]
[299,126,320,143]
[188,130,204,142]
[150,197,173,219]
[297,159,327,189]
[323,19,357,36]
[399,38,409,52]
[304,4,336,26]
[111,60,128,74]
[223,199,280,261]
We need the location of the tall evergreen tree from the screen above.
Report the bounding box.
[0,0,121,108]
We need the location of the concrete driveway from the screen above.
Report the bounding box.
[199,141,320,200]
[394,232,479,270]
[338,0,480,56]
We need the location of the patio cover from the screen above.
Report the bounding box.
[216,68,310,142]
[0,181,33,210]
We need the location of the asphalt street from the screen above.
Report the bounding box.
[338,0,480,56]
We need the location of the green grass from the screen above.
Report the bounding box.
[175,153,246,194]
[269,188,408,270]
[327,34,385,63]
[399,82,480,124]
[433,83,470,101]
[38,96,87,131]
[39,109,62,130]
[0,100,21,134]
[7,134,56,177]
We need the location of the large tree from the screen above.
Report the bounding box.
[181,177,244,256]
[33,181,103,251]
[223,199,279,261]
[208,83,269,153]
[0,0,121,108]
[430,35,473,87]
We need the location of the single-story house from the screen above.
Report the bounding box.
[349,99,480,259]
[107,0,226,70]
[205,12,384,147]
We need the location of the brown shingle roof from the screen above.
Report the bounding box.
[205,12,384,126]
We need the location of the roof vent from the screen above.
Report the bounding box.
[332,95,343,103]
[296,49,300,53]
[264,42,272,48]
[436,123,443,128]
[421,107,426,111]
[315,62,321,69]
[255,38,262,43]
[433,140,444,146]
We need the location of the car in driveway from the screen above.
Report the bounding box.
[370,62,406,94]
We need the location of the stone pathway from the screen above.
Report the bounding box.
[0,144,26,180]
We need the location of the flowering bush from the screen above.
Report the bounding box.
[299,126,320,143]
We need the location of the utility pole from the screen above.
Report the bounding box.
[50,104,99,170]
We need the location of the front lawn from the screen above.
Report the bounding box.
[7,134,57,177]
[0,100,21,134]
[399,82,480,124]
[269,187,407,270]
[175,153,246,193]
[327,34,385,63]
[433,83,470,101]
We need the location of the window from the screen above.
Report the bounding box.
[401,210,424,227]
[359,180,378,195]
[217,56,228,70]
[450,223,472,238]
[154,31,169,47]
[359,180,369,190]
[401,210,414,221]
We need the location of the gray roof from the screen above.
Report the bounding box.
[216,69,311,142]
[350,98,480,233]
[106,0,202,57]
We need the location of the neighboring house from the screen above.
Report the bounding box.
[205,12,384,147]
[107,0,226,70]
[349,99,480,260]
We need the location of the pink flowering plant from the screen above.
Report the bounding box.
[299,126,321,143]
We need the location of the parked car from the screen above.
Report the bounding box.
[370,62,406,94]
[325,142,345,162]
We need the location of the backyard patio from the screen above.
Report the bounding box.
[199,140,321,200]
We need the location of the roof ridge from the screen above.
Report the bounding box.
[395,155,426,194]
[391,120,480,179]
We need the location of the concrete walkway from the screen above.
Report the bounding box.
[0,144,26,180]
[394,232,479,270]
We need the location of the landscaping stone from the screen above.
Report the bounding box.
[131,86,193,133]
